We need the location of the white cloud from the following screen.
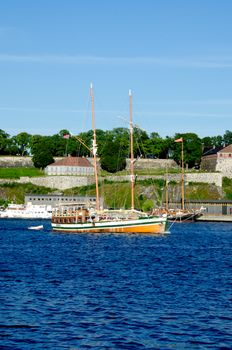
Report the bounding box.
[0,106,231,119]
[0,53,232,68]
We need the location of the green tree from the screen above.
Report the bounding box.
[211,135,223,148]
[172,133,202,168]
[100,134,126,173]
[32,145,54,169]
[30,135,45,155]
[133,128,149,157]
[0,129,10,155]
[31,136,54,169]
[201,136,213,148]
[14,132,31,156]
[223,130,232,145]
[6,136,18,155]
[143,132,168,158]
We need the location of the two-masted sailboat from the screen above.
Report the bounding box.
[163,139,204,222]
[51,84,168,234]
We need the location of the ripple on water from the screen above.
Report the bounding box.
[0,220,232,349]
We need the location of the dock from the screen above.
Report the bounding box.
[196,215,232,222]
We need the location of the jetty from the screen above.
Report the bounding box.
[196,214,232,222]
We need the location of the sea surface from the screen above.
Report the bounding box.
[0,219,232,349]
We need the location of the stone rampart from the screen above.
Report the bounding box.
[200,156,217,172]
[18,176,93,190]
[126,158,177,170]
[0,172,223,189]
[0,156,33,168]
[104,172,222,187]
[216,159,232,178]
[0,156,178,170]
[185,173,222,187]
[0,156,64,168]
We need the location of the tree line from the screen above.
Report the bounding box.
[0,128,231,172]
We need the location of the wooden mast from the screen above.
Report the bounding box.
[165,166,169,211]
[129,89,135,211]
[181,140,185,210]
[90,83,100,211]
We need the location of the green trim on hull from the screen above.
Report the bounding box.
[52,217,168,233]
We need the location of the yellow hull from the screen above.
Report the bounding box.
[52,217,167,234]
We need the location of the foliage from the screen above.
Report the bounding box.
[222,177,232,200]
[0,128,231,163]
[210,135,224,148]
[141,199,154,212]
[172,133,202,167]
[100,155,126,173]
[202,136,213,148]
[185,184,221,200]
[0,129,10,155]
[100,133,127,173]
[223,130,232,146]
[32,143,54,169]
[0,167,44,179]
[0,183,56,204]
[14,132,31,156]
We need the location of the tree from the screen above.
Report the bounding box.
[32,145,54,169]
[14,132,31,156]
[100,134,126,173]
[172,133,202,168]
[31,136,54,169]
[211,135,223,148]
[0,129,10,155]
[223,130,232,146]
[202,136,213,148]
[133,128,149,157]
[143,132,168,158]
[76,130,93,157]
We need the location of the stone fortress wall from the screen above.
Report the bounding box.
[0,156,230,190]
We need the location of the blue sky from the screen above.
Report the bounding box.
[0,0,232,138]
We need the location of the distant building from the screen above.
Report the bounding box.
[216,144,232,177]
[24,194,103,208]
[217,144,232,158]
[45,156,94,176]
[201,144,232,177]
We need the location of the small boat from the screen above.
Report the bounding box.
[152,207,204,222]
[166,208,203,222]
[28,225,44,230]
[51,84,168,235]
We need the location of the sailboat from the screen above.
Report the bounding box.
[51,84,168,234]
[164,139,204,222]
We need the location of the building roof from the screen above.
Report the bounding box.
[202,146,223,156]
[48,156,93,167]
[217,144,232,153]
[201,154,217,160]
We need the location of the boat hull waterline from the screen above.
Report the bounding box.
[52,217,168,234]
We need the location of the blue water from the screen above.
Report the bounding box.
[0,220,232,349]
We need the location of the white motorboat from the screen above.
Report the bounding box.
[0,202,52,219]
[28,225,44,230]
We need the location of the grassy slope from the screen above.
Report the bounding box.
[0,167,44,179]
[0,183,56,205]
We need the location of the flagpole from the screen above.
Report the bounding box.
[129,89,135,211]
[165,165,169,211]
[90,83,100,211]
[181,141,185,210]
